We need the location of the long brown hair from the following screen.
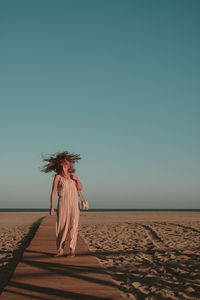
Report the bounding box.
[40,151,81,174]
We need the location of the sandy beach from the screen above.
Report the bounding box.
[1,211,200,299]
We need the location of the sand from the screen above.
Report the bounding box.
[79,212,200,300]
[0,212,48,293]
[0,211,200,299]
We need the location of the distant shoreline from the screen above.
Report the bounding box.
[0,208,200,212]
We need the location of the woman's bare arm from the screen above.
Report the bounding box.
[71,172,83,191]
[50,175,60,215]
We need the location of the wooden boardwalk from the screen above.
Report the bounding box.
[1,216,123,300]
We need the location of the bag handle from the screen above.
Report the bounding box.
[77,189,85,202]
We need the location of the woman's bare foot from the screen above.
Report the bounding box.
[55,248,64,257]
[69,248,75,257]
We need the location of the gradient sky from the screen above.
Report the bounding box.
[0,0,200,209]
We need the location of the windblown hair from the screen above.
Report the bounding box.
[40,151,81,174]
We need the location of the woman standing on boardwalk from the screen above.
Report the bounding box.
[41,151,82,257]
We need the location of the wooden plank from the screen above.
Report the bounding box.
[1,216,123,299]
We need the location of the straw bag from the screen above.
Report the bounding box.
[77,190,88,210]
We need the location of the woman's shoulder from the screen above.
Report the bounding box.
[54,174,61,181]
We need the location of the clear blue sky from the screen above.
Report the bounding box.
[0,0,199,209]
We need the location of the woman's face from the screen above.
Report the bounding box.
[62,160,71,173]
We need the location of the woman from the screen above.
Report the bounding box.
[41,151,82,257]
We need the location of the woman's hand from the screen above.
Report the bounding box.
[49,207,54,216]
[70,172,78,180]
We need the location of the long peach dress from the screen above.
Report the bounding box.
[56,175,80,251]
